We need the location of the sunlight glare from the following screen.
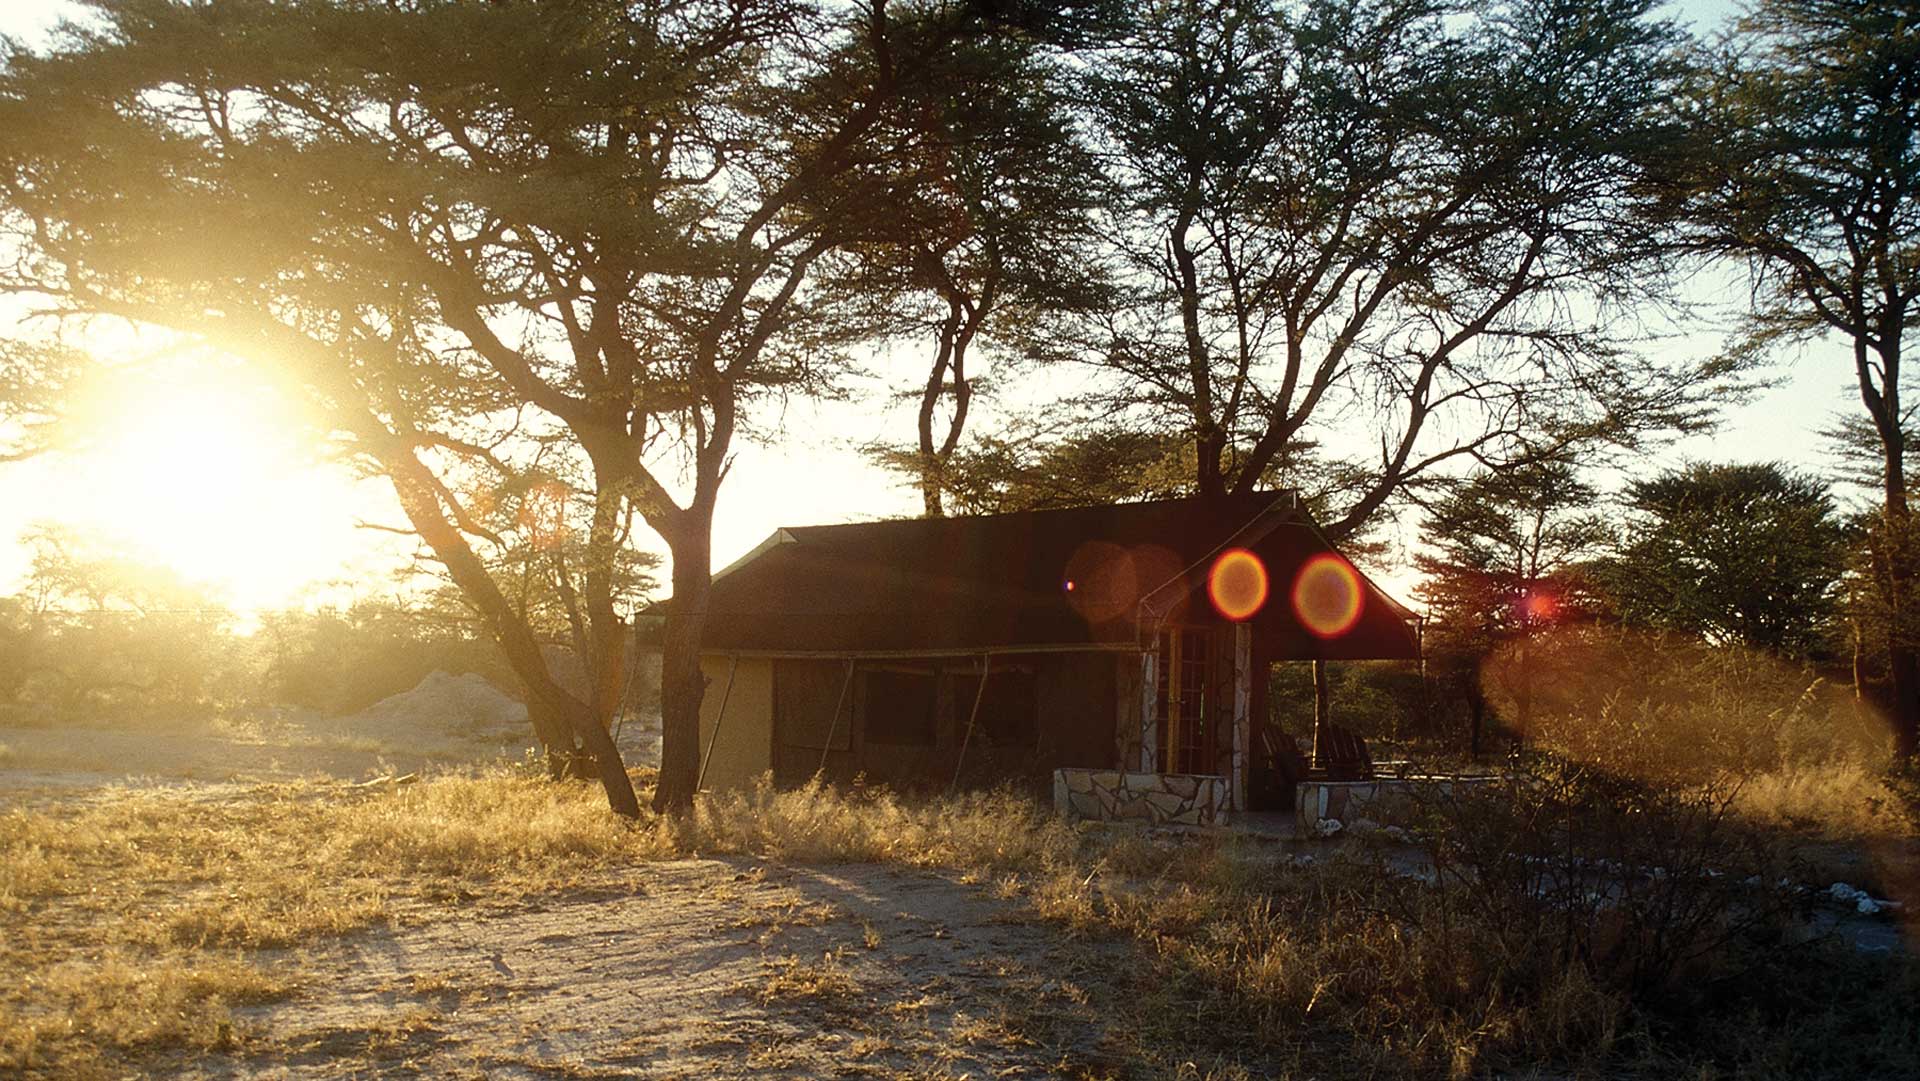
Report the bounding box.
[44,365,388,611]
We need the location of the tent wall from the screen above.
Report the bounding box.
[752,652,1122,793]
[697,656,773,792]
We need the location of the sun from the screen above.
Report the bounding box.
[38,362,395,612]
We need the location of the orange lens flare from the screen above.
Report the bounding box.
[1292,554,1364,638]
[1521,590,1558,622]
[1207,548,1270,621]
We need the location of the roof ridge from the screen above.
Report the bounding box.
[779,489,1300,536]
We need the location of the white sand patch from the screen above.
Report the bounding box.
[345,671,530,736]
[331,671,535,760]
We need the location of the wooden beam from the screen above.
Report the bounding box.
[1232,624,1252,812]
[949,653,992,795]
[1165,631,1183,773]
[1311,658,1329,771]
[1140,646,1159,772]
[695,655,739,791]
[816,659,856,778]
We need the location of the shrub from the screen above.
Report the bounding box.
[1402,762,1807,1001]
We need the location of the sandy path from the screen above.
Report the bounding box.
[165,859,1125,1079]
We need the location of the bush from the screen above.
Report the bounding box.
[1057,760,1917,1078]
[1402,763,1807,1001]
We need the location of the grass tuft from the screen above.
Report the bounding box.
[1,952,293,1074]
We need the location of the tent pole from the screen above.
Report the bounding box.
[609,620,640,746]
[817,659,856,778]
[949,653,993,796]
[695,655,739,791]
[1310,658,1330,771]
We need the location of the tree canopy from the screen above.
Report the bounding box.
[1068,0,1727,538]
[0,0,972,813]
[10,0,1913,806]
[1415,461,1612,747]
[1659,0,1920,756]
[842,18,1108,516]
[1599,462,1846,658]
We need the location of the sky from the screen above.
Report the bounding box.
[0,0,1857,618]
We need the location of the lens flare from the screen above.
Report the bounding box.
[1207,548,1270,620]
[1521,589,1558,622]
[1292,554,1364,638]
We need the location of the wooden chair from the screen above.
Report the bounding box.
[1314,723,1373,781]
[1251,727,1311,811]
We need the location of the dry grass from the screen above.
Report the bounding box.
[1729,760,1918,838]
[742,949,864,1011]
[0,951,294,1077]
[3,760,1916,1079]
[673,774,1077,871]
[0,768,1078,1077]
[0,771,658,1076]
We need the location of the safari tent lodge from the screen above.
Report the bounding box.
[642,492,1420,825]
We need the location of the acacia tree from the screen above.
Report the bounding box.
[1598,463,1846,659]
[1078,0,1722,539]
[935,425,1193,514]
[0,0,948,813]
[1414,463,1612,752]
[845,20,1107,516]
[0,339,81,463]
[1659,0,1920,760]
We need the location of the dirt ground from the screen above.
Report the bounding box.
[179,859,1124,1080]
[0,687,1137,1079]
[6,676,1913,1078]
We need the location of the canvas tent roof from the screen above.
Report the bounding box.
[639,492,1420,659]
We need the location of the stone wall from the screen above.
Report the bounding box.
[1295,776,1491,837]
[1053,768,1230,827]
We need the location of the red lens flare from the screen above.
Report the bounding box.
[1292,554,1364,638]
[1520,589,1557,622]
[1207,548,1270,621]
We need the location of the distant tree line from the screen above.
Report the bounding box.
[0,0,1914,812]
[0,523,649,726]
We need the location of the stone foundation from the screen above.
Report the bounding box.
[1295,776,1491,837]
[1053,768,1230,827]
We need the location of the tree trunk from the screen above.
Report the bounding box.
[383,445,640,816]
[654,520,714,812]
[1467,684,1484,760]
[584,488,628,734]
[1870,333,1919,762]
[915,286,982,521]
[1515,634,1533,754]
[525,697,581,777]
[919,453,946,518]
[1852,615,1865,701]
[562,690,638,812]
[1883,506,1919,762]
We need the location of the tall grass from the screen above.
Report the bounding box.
[672,775,1077,870]
[1474,626,1920,849]
[4,759,1916,1079]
